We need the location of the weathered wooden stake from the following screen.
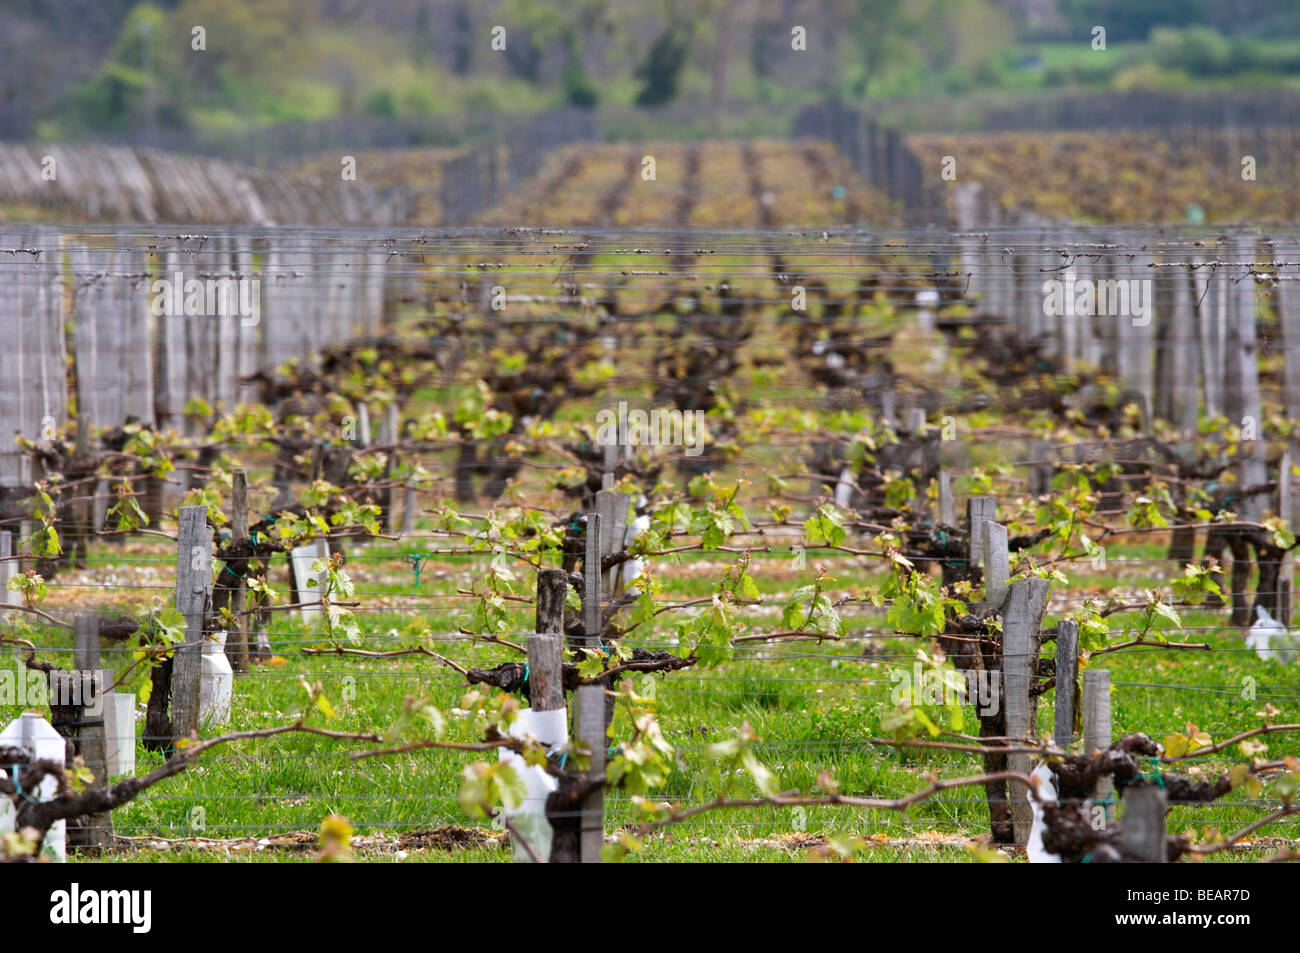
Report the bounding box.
[538,568,581,862]
[574,683,605,863]
[384,404,401,533]
[526,632,565,714]
[228,469,249,672]
[1003,577,1050,846]
[172,505,214,745]
[1027,440,1052,497]
[602,442,617,491]
[938,471,955,527]
[1194,255,1223,419]
[535,568,568,637]
[982,521,1009,607]
[1121,786,1167,863]
[595,489,626,596]
[1168,266,1199,433]
[1167,524,1199,568]
[1053,619,1079,750]
[1136,391,1153,437]
[1277,239,1300,423]
[594,491,617,561]
[521,572,572,865]
[906,406,926,437]
[73,614,112,849]
[357,403,371,447]
[1279,450,1293,626]
[402,480,417,536]
[92,478,109,542]
[967,495,996,568]
[583,512,602,649]
[1119,253,1157,418]
[1083,669,1115,829]
[0,530,18,606]
[1225,234,1267,517]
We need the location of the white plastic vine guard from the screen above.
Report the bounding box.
[1026,761,1061,864]
[200,631,233,727]
[102,684,136,776]
[0,712,67,861]
[498,706,568,862]
[290,540,330,621]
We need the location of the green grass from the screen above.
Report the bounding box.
[5,522,1293,864]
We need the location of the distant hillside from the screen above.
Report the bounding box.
[6,0,1300,148]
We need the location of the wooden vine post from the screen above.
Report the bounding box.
[537,567,613,865]
[228,469,249,671]
[535,567,568,642]
[390,401,415,538]
[1084,669,1115,830]
[574,683,605,864]
[577,506,608,862]
[527,625,565,865]
[531,571,568,717]
[1194,251,1224,420]
[72,413,92,569]
[384,404,401,534]
[1121,787,1167,863]
[1053,619,1079,750]
[0,530,17,607]
[1279,450,1293,626]
[602,441,617,490]
[582,512,602,651]
[356,404,371,448]
[951,496,1018,842]
[547,531,607,863]
[596,489,626,597]
[1002,577,1050,846]
[526,635,565,716]
[1279,237,1300,426]
[172,505,214,747]
[1027,440,1052,497]
[402,480,418,537]
[72,613,112,849]
[981,521,1009,607]
[967,495,996,568]
[937,471,955,527]
[1168,265,1199,433]
[1226,234,1267,517]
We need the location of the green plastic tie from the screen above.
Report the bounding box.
[1139,756,1165,789]
[406,553,429,593]
[220,559,248,580]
